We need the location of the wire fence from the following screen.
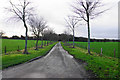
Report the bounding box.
[2,41,53,55]
[64,42,118,58]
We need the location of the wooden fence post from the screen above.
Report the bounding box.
[47,41,48,46]
[114,48,116,57]
[44,41,46,46]
[5,46,6,55]
[45,41,47,46]
[101,48,102,56]
[17,46,20,51]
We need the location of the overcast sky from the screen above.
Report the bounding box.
[0,0,119,39]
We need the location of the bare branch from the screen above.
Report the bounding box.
[6,0,34,54]
[10,1,23,15]
[64,18,73,31]
[29,16,47,38]
[9,1,23,20]
[72,0,108,21]
[65,16,79,32]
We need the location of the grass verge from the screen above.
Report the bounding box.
[61,42,119,78]
[2,42,56,69]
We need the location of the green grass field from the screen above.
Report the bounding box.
[62,42,119,78]
[69,42,118,58]
[1,39,48,53]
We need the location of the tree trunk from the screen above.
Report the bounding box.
[47,41,48,46]
[41,37,43,48]
[73,29,75,48]
[23,23,28,54]
[44,41,46,46]
[45,41,47,46]
[67,36,68,43]
[35,37,39,50]
[87,14,91,55]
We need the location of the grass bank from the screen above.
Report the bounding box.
[2,42,56,69]
[61,42,119,78]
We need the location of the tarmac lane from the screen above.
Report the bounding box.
[2,42,91,78]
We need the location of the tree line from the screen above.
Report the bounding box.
[2,35,119,42]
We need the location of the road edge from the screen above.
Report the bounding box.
[61,42,97,78]
[2,43,57,70]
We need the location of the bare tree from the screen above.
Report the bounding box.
[46,27,55,35]
[65,16,79,48]
[29,16,47,50]
[6,0,34,54]
[41,28,54,47]
[63,28,71,43]
[0,30,5,37]
[43,28,59,44]
[41,28,53,46]
[72,0,108,54]
[44,27,54,42]
[42,30,48,46]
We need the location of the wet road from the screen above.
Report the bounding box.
[2,42,90,78]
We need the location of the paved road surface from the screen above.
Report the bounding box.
[2,42,91,78]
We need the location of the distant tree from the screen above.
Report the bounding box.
[0,30,5,37]
[21,35,25,40]
[29,16,47,50]
[65,16,79,48]
[59,34,67,42]
[2,36,9,39]
[51,33,59,41]
[6,0,34,54]
[42,28,53,45]
[63,28,71,43]
[44,28,55,41]
[72,0,108,54]
[11,35,20,39]
[42,30,49,46]
[41,27,58,46]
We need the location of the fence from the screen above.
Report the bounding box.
[2,41,53,55]
[65,42,118,58]
[75,43,118,58]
